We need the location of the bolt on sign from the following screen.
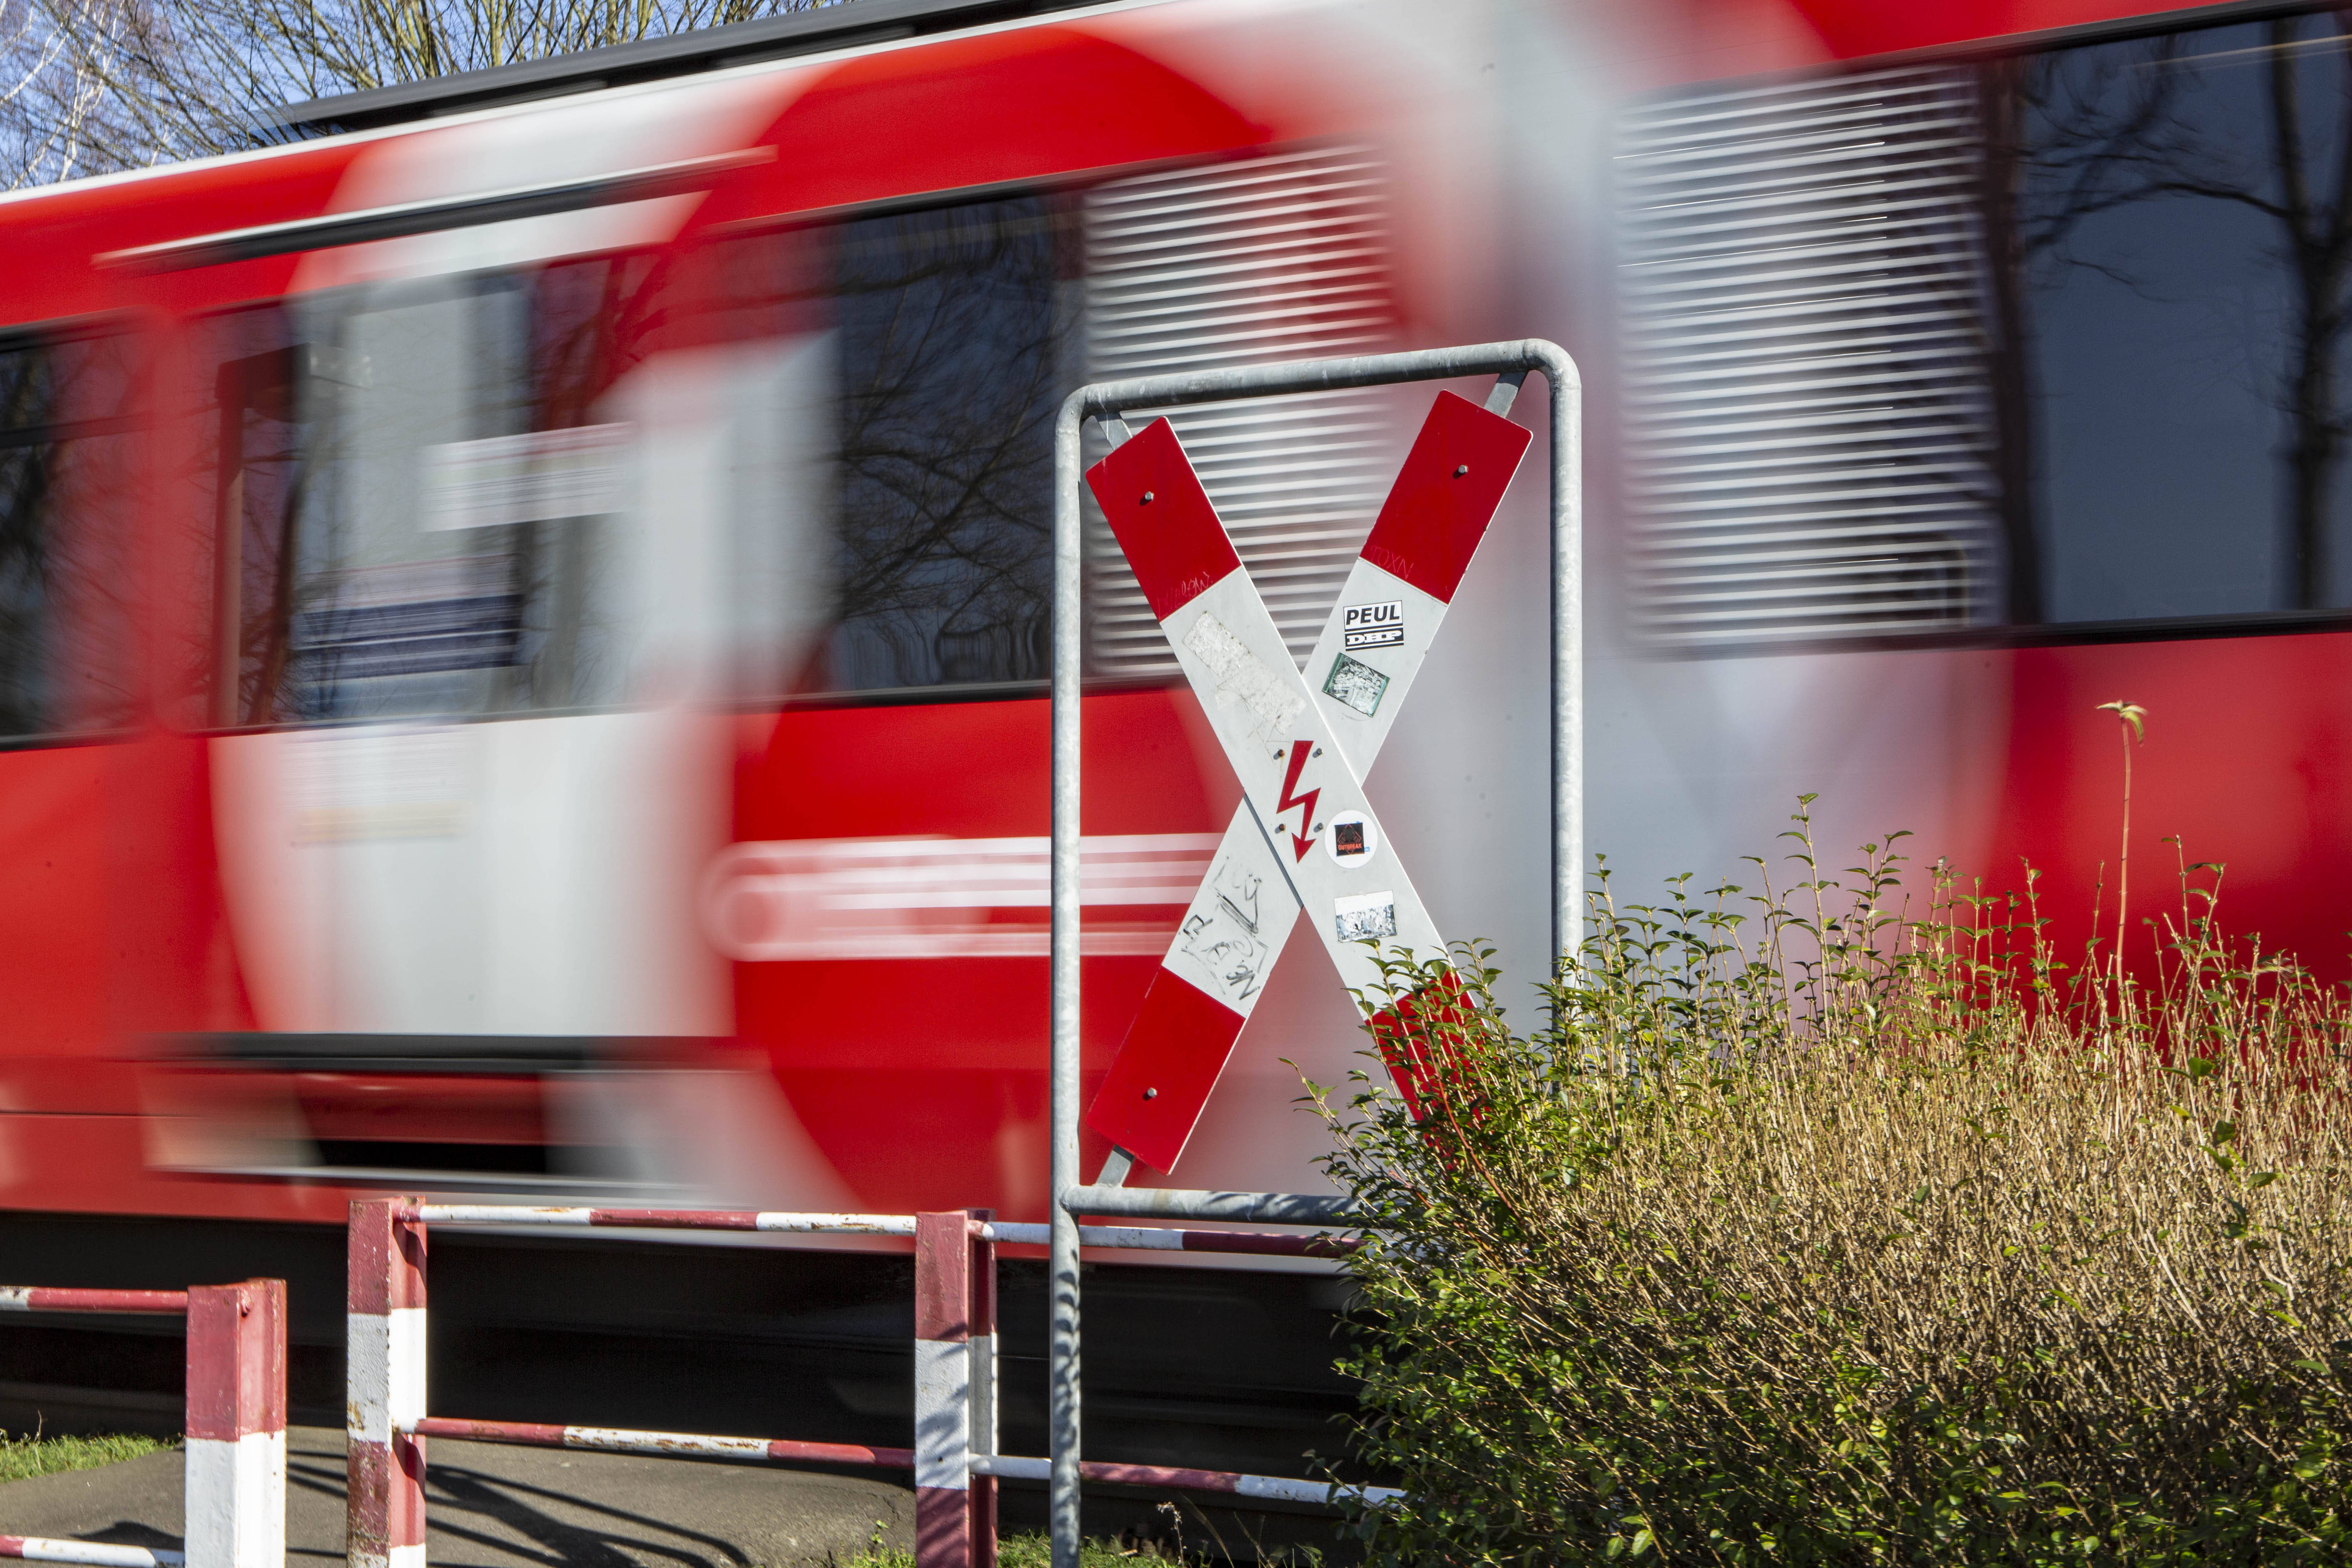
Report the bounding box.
[1086,388,1532,1171]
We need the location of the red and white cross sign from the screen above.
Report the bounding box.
[1084,387,1533,1171]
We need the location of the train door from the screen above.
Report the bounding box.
[0,324,151,1209]
[182,239,846,1197]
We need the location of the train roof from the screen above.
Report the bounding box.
[275,0,1103,134]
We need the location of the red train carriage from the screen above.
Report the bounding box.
[0,0,2348,1480]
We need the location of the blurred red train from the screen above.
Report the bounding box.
[1,0,2350,1239]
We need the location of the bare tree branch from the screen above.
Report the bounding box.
[0,0,823,186]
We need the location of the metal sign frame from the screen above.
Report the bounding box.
[1048,339,1582,1566]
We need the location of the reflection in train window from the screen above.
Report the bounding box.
[826,196,1077,691]
[0,329,138,737]
[704,195,1079,697]
[200,256,659,725]
[2007,16,2352,622]
[675,160,1397,700]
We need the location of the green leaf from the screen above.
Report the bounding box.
[2096,699,2148,741]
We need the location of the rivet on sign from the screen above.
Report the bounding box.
[1313,748,1322,758]
[1140,491,1155,505]
[1312,822,1323,834]
[1143,1087,1159,1100]
[1454,464,1469,477]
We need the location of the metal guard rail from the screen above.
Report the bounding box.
[350,1200,1392,1568]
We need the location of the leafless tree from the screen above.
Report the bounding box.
[0,0,124,187]
[0,0,820,188]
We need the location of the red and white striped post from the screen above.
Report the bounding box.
[184,1280,287,1568]
[348,1200,427,1568]
[967,1210,996,1568]
[4,1280,287,1568]
[913,1211,995,1568]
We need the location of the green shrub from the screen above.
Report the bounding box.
[1310,804,2352,1566]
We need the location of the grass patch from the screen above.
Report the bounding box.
[0,1432,175,1484]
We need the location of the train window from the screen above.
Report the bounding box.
[2007,15,2352,623]
[199,256,658,726]
[1620,12,2352,647]
[0,329,138,737]
[825,195,1076,690]
[704,195,1077,696]
[710,147,1400,697]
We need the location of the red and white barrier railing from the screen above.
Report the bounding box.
[407,1419,913,1469]
[1,1280,287,1568]
[396,1207,1358,1256]
[409,1207,924,1234]
[347,1199,1390,1568]
[971,1456,1395,1508]
[977,1221,1358,1258]
[0,1290,190,1314]
[0,1540,183,1568]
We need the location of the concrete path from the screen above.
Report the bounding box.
[0,1427,916,1567]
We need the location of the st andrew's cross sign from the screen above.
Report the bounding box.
[1084,386,1532,1172]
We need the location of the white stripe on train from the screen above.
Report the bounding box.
[700,832,1221,961]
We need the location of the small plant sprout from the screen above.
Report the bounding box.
[2097,700,2148,995]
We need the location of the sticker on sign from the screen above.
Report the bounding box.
[1323,653,1389,718]
[1324,810,1377,868]
[1341,600,1404,650]
[1333,890,1399,943]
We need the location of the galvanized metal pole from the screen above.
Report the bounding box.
[1546,346,1585,969]
[1048,393,1087,1568]
[1046,342,1579,1568]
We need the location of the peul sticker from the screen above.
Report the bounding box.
[1341,600,1404,650]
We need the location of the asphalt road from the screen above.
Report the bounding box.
[0,1427,917,1568]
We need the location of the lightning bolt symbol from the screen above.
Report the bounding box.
[1276,741,1320,863]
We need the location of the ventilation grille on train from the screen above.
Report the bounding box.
[1616,67,2006,648]
[1082,147,1399,675]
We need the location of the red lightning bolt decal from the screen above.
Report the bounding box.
[1275,741,1319,863]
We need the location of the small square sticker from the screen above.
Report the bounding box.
[1323,652,1390,718]
[1334,891,1398,943]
